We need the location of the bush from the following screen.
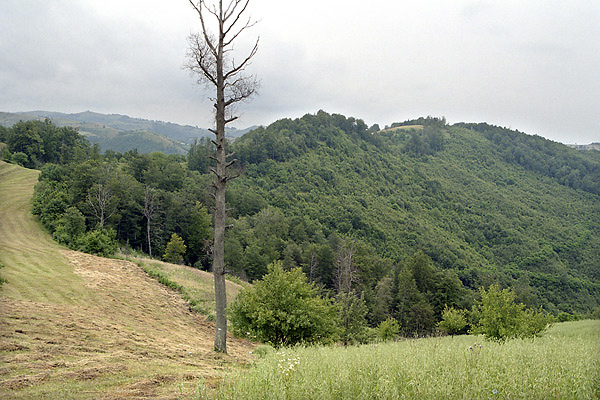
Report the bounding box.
[11,152,29,167]
[229,261,339,347]
[378,317,400,341]
[437,305,468,335]
[163,233,186,264]
[53,206,86,248]
[470,285,552,341]
[519,307,554,338]
[337,291,369,345]
[78,228,117,257]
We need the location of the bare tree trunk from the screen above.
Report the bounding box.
[334,241,357,294]
[212,91,228,352]
[87,183,114,228]
[186,0,259,354]
[146,217,152,258]
[142,185,158,258]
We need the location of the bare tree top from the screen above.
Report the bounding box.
[185,0,259,125]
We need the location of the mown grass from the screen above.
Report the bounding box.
[134,259,248,320]
[0,162,253,398]
[210,320,599,399]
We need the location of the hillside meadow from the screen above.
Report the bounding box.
[211,320,600,399]
[0,162,253,399]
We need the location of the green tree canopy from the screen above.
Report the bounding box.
[229,261,339,347]
[163,233,187,264]
[471,284,553,341]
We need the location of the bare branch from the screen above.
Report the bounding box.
[186,0,259,355]
[224,38,259,80]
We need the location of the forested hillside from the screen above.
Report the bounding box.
[1,112,598,335]
[228,112,600,316]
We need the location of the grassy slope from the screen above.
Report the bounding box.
[214,320,600,399]
[138,260,249,320]
[0,161,253,399]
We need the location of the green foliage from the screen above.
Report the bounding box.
[77,228,117,257]
[3,119,89,168]
[252,344,274,359]
[187,136,214,173]
[556,311,584,322]
[163,233,187,264]
[228,111,600,317]
[10,152,29,167]
[437,305,468,335]
[377,317,400,341]
[21,113,600,337]
[53,206,86,248]
[229,261,339,347]
[471,285,552,341]
[31,180,71,232]
[337,291,369,345]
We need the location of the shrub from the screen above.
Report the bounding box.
[78,228,117,257]
[163,233,186,264]
[470,284,552,341]
[337,291,369,345]
[1,147,12,162]
[252,344,274,359]
[11,152,29,167]
[437,305,468,335]
[519,307,554,338]
[229,261,339,347]
[378,317,400,341]
[53,206,86,248]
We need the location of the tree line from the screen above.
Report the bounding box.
[2,112,599,338]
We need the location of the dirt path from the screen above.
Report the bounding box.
[0,162,253,399]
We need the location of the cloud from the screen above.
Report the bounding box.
[0,0,598,143]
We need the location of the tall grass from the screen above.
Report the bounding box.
[210,320,599,399]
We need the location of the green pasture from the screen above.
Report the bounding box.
[210,320,599,399]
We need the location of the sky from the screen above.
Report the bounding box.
[1,0,599,144]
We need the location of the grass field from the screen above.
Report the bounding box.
[0,161,253,399]
[211,320,599,399]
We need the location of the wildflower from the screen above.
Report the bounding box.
[492,389,498,395]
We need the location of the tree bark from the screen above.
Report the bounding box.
[186,0,258,354]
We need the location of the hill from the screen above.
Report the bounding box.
[0,161,252,398]
[228,112,600,314]
[0,111,255,155]
[4,111,598,334]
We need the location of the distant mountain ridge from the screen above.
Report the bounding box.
[0,110,256,154]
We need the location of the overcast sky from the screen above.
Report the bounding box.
[1,1,599,144]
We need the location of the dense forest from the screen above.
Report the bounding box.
[1,112,599,336]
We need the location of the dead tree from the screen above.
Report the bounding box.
[185,0,259,354]
[87,184,114,228]
[142,185,158,258]
[334,240,358,295]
